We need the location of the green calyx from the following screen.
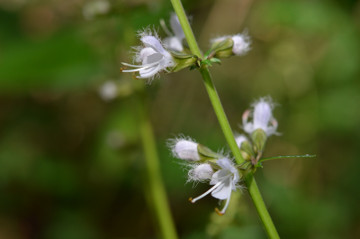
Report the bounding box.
[197,143,222,161]
[251,129,267,155]
[170,51,199,72]
[206,38,234,59]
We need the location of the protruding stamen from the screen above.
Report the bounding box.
[190,181,223,203]
[218,190,232,215]
[215,207,224,216]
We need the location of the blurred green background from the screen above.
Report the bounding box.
[0,0,360,238]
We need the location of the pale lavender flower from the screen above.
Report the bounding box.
[243,97,278,136]
[122,30,174,79]
[190,158,240,215]
[162,13,186,52]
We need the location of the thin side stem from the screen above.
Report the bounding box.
[260,154,316,163]
[139,98,178,239]
[169,0,280,238]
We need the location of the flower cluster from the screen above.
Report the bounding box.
[169,136,240,215]
[121,14,251,81]
[168,97,278,214]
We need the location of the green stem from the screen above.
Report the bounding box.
[138,97,178,239]
[169,1,280,238]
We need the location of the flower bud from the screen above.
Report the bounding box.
[189,163,214,181]
[209,33,251,58]
[171,139,200,161]
[251,128,267,154]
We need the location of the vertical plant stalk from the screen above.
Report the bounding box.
[139,97,178,239]
[170,0,280,238]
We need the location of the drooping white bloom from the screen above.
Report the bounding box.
[190,158,240,215]
[170,137,200,161]
[188,163,214,182]
[243,97,278,136]
[83,0,110,20]
[161,13,186,52]
[99,81,117,101]
[211,32,251,56]
[235,134,247,149]
[122,31,175,79]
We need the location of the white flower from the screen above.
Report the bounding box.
[162,13,186,52]
[169,137,200,161]
[211,32,251,56]
[243,97,278,136]
[188,163,214,182]
[190,158,240,215]
[99,81,117,101]
[235,134,247,149]
[122,31,175,79]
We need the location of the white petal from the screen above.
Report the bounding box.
[141,35,168,55]
[137,47,157,62]
[211,178,232,200]
[189,164,214,181]
[235,135,247,149]
[231,34,251,56]
[172,139,200,161]
[143,52,163,65]
[253,100,272,131]
[138,65,161,79]
[216,158,234,171]
[164,36,183,52]
[170,13,185,40]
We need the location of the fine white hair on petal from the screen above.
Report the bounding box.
[209,32,251,56]
[231,33,251,56]
[168,136,200,161]
[188,163,214,182]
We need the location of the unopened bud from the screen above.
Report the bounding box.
[209,33,251,58]
[251,128,267,154]
[171,139,200,161]
[189,163,214,181]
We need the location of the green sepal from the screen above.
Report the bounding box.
[197,144,221,160]
[208,38,234,59]
[251,129,267,154]
[209,57,221,64]
[240,140,255,160]
[171,54,198,72]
